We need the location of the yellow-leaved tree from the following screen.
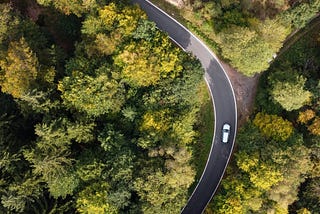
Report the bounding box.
[253,112,294,141]
[114,38,182,87]
[0,37,38,98]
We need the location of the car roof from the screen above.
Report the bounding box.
[223,123,230,129]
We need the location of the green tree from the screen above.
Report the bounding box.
[23,119,94,198]
[81,3,146,56]
[76,149,106,182]
[295,177,320,213]
[134,147,194,213]
[36,0,107,17]
[171,109,198,145]
[217,26,274,76]
[269,72,312,111]
[308,139,320,178]
[17,89,59,114]
[132,19,158,41]
[1,175,42,213]
[281,0,320,28]
[0,4,19,48]
[143,55,204,108]
[257,19,290,51]
[58,71,125,116]
[267,142,312,212]
[47,171,79,199]
[211,173,265,213]
[0,3,49,61]
[97,125,136,210]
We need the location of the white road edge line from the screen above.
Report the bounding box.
[135,0,238,212]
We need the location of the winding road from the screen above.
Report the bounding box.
[131,0,238,213]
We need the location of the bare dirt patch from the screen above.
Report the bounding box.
[220,61,261,127]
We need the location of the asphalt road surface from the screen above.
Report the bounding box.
[131,0,238,213]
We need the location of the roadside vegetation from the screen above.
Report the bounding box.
[190,83,214,191]
[205,19,320,214]
[0,1,207,213]
[154,0,320,76]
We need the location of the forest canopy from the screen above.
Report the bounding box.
[0,1,205,213]
[0,0,319,213]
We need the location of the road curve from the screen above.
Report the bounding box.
[131,0,238,213]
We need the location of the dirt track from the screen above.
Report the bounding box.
[220,61,261,127]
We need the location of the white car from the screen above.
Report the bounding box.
[222,123,231,143]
